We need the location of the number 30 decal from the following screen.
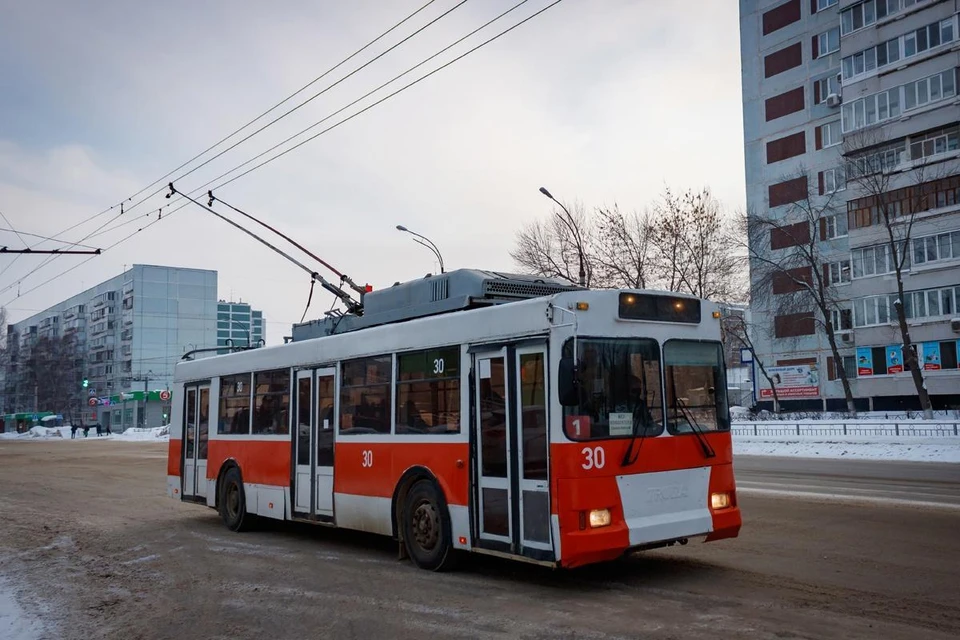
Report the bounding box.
[581,446,605,470]
[361,450,374,468]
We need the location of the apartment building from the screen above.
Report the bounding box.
[740,0,960,411]
[216,300,265,353]
[3,265,219,429]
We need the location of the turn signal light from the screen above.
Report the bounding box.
[711,492,731,510]
[712,311,722,319]
[588,508,611,528]
[575,302,589,311]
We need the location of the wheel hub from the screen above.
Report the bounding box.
[412,500,439,551]
[227,484,239,517]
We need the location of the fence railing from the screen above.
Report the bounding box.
[731,421,960,437]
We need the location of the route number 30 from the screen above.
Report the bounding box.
[581,446,605,470]
[361,450,374,468]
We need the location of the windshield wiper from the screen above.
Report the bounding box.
[620,402,652,467]
[621,357,652,467]
[674,394,716,459]
[668,367,716,459]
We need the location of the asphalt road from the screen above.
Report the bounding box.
[734,455,960,507]
[0,442,958,640]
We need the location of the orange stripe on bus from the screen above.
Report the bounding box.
[206,440,291,486]
[168,438,182,477]
[335,442,470,506]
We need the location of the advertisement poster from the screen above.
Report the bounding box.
[921,342,941,370]
[759,364,820,398]
[856,347,873,376]
[885,345,903,374]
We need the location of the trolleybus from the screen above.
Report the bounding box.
[167,280,741,570]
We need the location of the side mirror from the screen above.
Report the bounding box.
[558,356,581,406]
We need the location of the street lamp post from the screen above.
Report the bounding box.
[539,186,586,287]
[396,225,445,274]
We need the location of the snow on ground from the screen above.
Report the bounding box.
[734,435,960,463]
[0,425,169,442]
[0,572,46,640]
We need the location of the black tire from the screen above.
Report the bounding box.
[402,479,457,571]
[219,466,254,532]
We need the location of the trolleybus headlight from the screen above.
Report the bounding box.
[710,492,731,510]
[588,508,611,528]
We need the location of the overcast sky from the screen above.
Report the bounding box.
[0,0,745,342]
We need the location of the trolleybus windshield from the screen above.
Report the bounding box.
[663,339,730,433]
[561,338,664,440]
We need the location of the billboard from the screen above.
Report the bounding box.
[885,345,903,374]
[856,347,873,376]
[759,364,820,398]
[921,342,941,370]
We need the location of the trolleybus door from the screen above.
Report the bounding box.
[315,368,336,517]
[292,368,336,518]
[513,345,552,555]
[182,384,210,500]
[474,344,552,558]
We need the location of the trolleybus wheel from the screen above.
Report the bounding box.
[402,479,456,571]
[219,466,253,532]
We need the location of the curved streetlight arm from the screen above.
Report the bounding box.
[396,225,445,273]
[538,186,586,287]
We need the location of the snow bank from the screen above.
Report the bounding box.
[110,426,170,442]
[734,435,960,463]
[0,425,169,442]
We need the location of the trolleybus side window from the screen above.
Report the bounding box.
[252,369,290,435]
[396,346,460,435]
[219,373,252,435]
[561,338,664,440]
[663,340,730,434]
[519,352,547,480]
[340,355,392,435]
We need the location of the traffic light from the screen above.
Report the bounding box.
[82,378,89,388]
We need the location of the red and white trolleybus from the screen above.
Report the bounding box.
[167,270,741,570]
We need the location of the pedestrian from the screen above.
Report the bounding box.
[105,423,112,436]
[96,423,102,437]
[83,425,89,438]
[71,424,78,439]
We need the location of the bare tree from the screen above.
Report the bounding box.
[650,187,748,302]
[593,205,656,289]
[24,333,84,421]
[722,311,781,412]
[744,171,858,415]
[511,199,597,287]
[843,130,958,419]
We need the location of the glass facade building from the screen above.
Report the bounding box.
[216,301,265,353]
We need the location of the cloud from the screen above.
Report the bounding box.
[0,0,747,336]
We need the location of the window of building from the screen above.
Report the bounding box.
[824,167,845,193]
[817,0,838,10]
[853,295,894,327]
[827,260,852,285]
[818,27,840,57]
[904,69,956,111]
[395,346,461,435]
[219,373,251,434]
[851,243,907,278]
[825,213,848,239]
[815,74,840,104]
[909,126,960,162]
[846,143,906,178]
[820,120,842,148]
[913,231,960,266]
[252,369,290,435]
[840,0,913,36]
[830,307,854,330]
[847,176,960,230]
[904,286,960,319]
[340,355,392,434]
[841,86,900,132]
